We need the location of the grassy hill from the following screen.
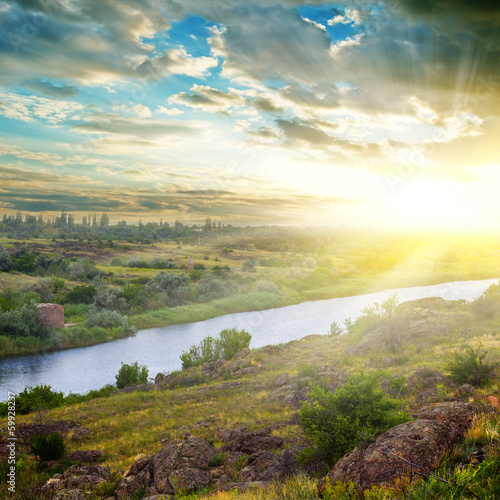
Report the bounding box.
[1,292,499,499]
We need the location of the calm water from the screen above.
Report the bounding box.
[0,278,497,400]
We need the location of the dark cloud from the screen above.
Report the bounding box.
[73,114,205,139]
[24,79,78,98]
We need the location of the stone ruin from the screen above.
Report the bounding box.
[36,303,65,329]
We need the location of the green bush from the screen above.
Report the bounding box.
[85,306,133,331]
[218,328,252,360]
[115,361,149,389]
[180,328,252,369]
[298,373,407,465]
[29,432,65,462]
[63,285,96,304]
[0,303,43,337]
[446,345,497,387]
[6,384,65,415]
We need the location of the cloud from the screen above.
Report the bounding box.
[24,79,79,98]
[0,91,84,123]
[169,84,245,113]
[134,48,218,80]
[156,106,184,116]
[73,113,207,139]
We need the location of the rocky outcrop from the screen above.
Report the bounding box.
[115,457,154,499]
[273,372,289,387]
[240,451,290,482]
[319,402,478,495]
[219,428,283,454]
[116,437,216,498]
[40,465,110,497]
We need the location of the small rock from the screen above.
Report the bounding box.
[169,467,210,494]
[455,384,475,397]
[273,372,289,387]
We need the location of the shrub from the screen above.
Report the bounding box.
[115,361,149,389]
[21,277,54,302]
[29,432,65,462]
[63,285,96,304]
[12,384,64,415]
[196,275,231,302]
[85,307,132,331]
[218,328,252,360]
[328,320,343,336]
[208,453,226,467]
[180,328,252,369]
[253,280,282,295]
[446,345,498,387]
[0,303,43,337]
[0,244,13,271]
[298,373,407,465]
[242,258,256,272]
[93,278,127,312]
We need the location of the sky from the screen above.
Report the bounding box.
[0,0,499,228]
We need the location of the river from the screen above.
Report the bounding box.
[0,278,497,399]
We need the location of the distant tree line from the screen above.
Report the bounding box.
[0,212,240,242]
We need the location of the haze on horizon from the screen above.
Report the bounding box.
[0,0,499,229]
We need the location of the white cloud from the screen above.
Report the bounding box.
[302,18,326,31]
[0,91,84,124]
[328,9,361,26]
[131,104,152,118]
[156,106,184,116]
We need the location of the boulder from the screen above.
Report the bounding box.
[284,387,310,407]
[168,467,211,494]
[233,348,251,359]
[219,428,283,454]
[41,464,111,497]
[455,384,475,397]
[240,451,290,482]
[320,419,454,494]
[273,372,289,387]
[153,437,216,495]
[319,402,478,495]
[115,457,154,500]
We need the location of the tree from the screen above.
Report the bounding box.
[196,275,229,302]
[146,272,191,306]
[100,213,110,227]
[0,244,13,272]
[115,361,149,389]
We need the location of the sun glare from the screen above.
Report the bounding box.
[388,182,475,229]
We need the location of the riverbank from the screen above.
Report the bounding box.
[2,292,499,499]
[2,276,499,397]
[1,270,498,361]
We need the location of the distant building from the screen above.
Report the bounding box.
[37,303,65,329]
[188,257,194,270]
